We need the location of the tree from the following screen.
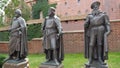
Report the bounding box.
[32,0,57,19]
[5,0,31,24]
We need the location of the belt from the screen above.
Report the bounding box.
[45,27,56,29]
[89,25,104,28]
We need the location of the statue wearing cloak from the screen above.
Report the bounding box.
[8,9,28,61]
[84,1,110,65]
[41,7,64,66]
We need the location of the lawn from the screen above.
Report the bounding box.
[0,52,120,68]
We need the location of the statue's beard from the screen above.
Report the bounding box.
[92,10,100,16]
[15,14,20,18]
[49,13,55,17]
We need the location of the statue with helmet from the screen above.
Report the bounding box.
[6,9,28,62]
[41,7,64,66]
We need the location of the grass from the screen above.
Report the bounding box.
[0,52,120,68]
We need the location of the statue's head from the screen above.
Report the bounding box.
[48,7,55,17]
[91,1,100,10]
[15,9,22,17]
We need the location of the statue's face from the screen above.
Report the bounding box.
[14,9,21,18]
[92,4,100,15]
[93,5,99,10]
[15,11,20,18]
[48,9,55,16]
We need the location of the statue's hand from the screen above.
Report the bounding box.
[57,31,62,39]
[84,23,89,28]
[57,34,60,39]
[16,28,20,31]
[105,31,110,36]
[19,31,22,35]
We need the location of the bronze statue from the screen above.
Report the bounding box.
[41,7,64,66]
[84,1,110,67]
[8,9,28,61]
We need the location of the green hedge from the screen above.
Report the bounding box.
[0,55,6,68]
[0,31,9,41]
[0,23,42,41]
[27,24,42,41]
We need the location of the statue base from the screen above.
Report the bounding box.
[2,58,29,68]
[85,60,108,68]
[39,64,63,68]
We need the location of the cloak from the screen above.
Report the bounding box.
[84,13,109,60]
[9,17,28,58]
[57,33,64,62]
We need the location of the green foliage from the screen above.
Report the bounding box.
[32,0,57,19]
[0,23,42,41]
[0,0,32,41]
[20,1,31,21]
[0,31,9,41]
[0,55,6,68]
[5,0,19,19]
[0,17,3,26]
[27,24,42,41]
[5,0,31,23]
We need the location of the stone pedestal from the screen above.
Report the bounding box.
[2,58,29,68]
[85,60,108,68]
[39,64,63,68]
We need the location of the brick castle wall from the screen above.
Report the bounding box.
[0,20,120,54]
[55,0,120,20]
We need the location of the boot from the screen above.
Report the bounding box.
[15,51,20,61]
[98,45,105,65]
[46,50,51,62]
[53,49,59,66]
[87,46,93,65]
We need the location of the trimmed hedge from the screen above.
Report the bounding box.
[27,23,42,41]
[0,23,42,41]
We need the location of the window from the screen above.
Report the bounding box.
[78,10,81,14]
[65,2,67,5]
[111,8,113,11]
[119,4,120,9]
[74,20,78,23]
[65,21,68,24]
[65,12,68,16]
[78,0,80,3]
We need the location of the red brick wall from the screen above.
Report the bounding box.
[25,0,120,20]
[55,0,120,20]
[0,20,120,54]
[62,20,84,31]
[56,0,93,17]
[108,21,120,52]
[0,39,43,54]
[0,42,8,53]
[28,38,43,53]
[103,0,120,20]
[63,31,84,53]
[0,31,85,54]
